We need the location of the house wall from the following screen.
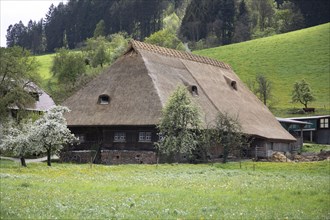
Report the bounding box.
[68,126,157,151]
[316,129,330,144]
[64,126,158,164]
[251,139,294,158]
[66,126,297,163]
[291,116,330,144]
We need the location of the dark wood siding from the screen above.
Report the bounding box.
[68,126,157,151]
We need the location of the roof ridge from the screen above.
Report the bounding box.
[130,40,232,70]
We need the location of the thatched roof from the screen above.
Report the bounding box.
[63,40,295,142]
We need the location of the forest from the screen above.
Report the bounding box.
[5,0,330,53]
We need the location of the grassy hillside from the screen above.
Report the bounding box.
[36,54,54,80]
[195,23,330,116]
[35,54,56,94]
[1,160,329,219]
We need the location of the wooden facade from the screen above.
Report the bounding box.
[68,126,157,151]
[286,115,330,144]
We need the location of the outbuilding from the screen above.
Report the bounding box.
[285,115,330,144]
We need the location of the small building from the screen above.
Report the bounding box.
[9,82,56,119]
[277,117,312,148]
[285,115,330,144]
[0,82,56,144]
[62,40,296,164]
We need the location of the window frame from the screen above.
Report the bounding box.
[320,118,329,129]
[98,94,110,105]
[29,92,40,101]
[191,85,198,96]
[138,131,152,142]
[158,133,164,142]
[114,132,126,142]
[77,134,86,144]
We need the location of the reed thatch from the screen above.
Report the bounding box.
[63,40,295,142]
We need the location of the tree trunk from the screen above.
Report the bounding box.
[47,149,51,166]
[223,146,229,163]
[20,157,27,167]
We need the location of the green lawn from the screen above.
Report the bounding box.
[195,23,330,116]
[301,144,330,153]
[1,160,329,219]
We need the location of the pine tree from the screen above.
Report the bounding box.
[233,0,251,43]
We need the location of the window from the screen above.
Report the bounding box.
[158,133,164,142]
[77,134,85,143]
[231,81,237,90]
[320,118,329,128]
[98,94,110,105]
[139,132,152,142]
[29,92,40,101]
[114,132,126,142]
[224,75,238,90]
[191,85,198,96]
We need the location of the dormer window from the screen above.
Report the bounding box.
[224,75,238,91]
[231,81,237,90]
[191,85,198,96]
[29,92,40,101]
[98,94,110,105]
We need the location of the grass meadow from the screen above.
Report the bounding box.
[1,159,329,219]
[195,23,330,116]
[35,54,54,81]
[301,144,330,153]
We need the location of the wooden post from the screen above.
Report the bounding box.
[255,146,258,161]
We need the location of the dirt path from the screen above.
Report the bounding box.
[0,155,59,163]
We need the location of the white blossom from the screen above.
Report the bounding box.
[0,106,77,166]
[33,106,77,155]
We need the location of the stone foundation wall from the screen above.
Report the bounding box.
[60,150,156,165]
[101,150,156,164]
[60,150,95,163]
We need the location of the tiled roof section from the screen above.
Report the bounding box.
[130,40,232,70]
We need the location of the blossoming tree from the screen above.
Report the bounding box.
[0,120,37,167]
[33,106,77,166]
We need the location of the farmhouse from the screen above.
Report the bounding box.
[62,40,296,164]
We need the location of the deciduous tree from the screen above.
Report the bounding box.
[93,20,106,38]
[33,106,77,166]
[0,47,40,122]
[144,29,185,50]
[51,48,86,86]
[156,85,201,162]
[255,74,272,106]
[0,120,38,167]
[291,79,315,108]
[214,112,246,163]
